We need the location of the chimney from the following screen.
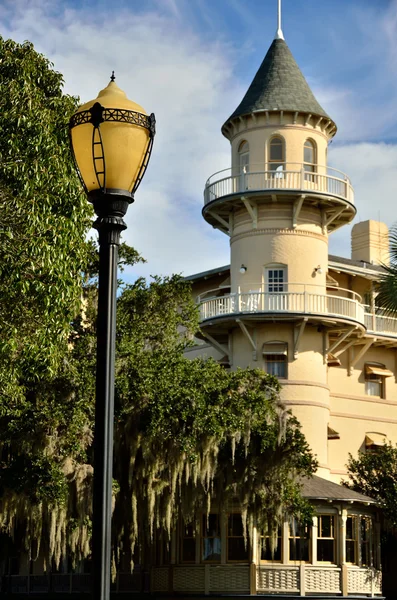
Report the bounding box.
[351,220,389,266]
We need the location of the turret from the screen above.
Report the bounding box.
[199,13,360,478]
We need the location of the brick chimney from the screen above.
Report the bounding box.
[351,220,389,266]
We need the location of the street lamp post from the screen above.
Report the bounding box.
[69,75,155,600]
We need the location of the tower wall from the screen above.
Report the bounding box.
[230,205,328,294]
[230,113,330,174]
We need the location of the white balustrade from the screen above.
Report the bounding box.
[365,311,397,336]
[199,287,364,327]
[204,163,354,205]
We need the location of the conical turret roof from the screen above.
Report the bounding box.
[224,38,333,128]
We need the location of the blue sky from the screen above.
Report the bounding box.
[1,0,397,279]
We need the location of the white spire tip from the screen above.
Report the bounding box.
[275,0,285,40]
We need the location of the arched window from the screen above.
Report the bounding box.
[303,139,317,174]
[269,136,285,172]
[238,140,249,173]
[238,141,249,191]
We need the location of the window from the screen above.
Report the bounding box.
[303,139,316,179]
[260,527,282,561]
[346,516,358,564]
[238,140,249,191]
[181,522,196,562]
[262,342,288,378]
[361,517,373,567]
[269,137,285,171]
[365,432,387,453]
[238,140,249,171]
[267,267,286,292]
[317,515,335,562]
[289,519,311,562]
[227,514,248,561]
[264,354,287,378]
[364,363,392,398]
[202,514,221,562]
[156,531,170,565]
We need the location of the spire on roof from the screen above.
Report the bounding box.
[275,0,284,40]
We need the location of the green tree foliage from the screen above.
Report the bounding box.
[376,226,397,313]
[345,444,397,525]
[0,37,91,380]
[112,276,316,569]
[0,37,93,567]
[0,36,317,573]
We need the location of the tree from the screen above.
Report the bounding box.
[375,226,397,313]
[0,37,93,569]
[345,444,397,525]
[111,275,317,570]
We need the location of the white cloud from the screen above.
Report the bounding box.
[1,0,240,278]
[2,0,397,280]
[329,142,397,258]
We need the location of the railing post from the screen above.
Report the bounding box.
[250,563,257,595]
[342,564,348,596]
[204,564,210,595]
[299,564,305,596]
[300,166,305,189]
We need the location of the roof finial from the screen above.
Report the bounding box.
[110,70,115,82]
[275,0,285,40]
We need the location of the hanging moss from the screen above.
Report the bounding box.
[0,270,316,572]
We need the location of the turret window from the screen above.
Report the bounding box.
[238,140,250,192]
[304,139,317,181]
[262,342,288,379]
[266,267,286,292]
[269,137,285,172]
[238,140,249,173]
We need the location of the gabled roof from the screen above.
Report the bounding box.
[224,38,332,127]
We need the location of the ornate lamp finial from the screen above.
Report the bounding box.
[110,71,115,82]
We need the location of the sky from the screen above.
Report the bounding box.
[1,0,397,280]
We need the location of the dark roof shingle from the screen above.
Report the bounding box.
[301,475,376,504]
[224,39,332,126]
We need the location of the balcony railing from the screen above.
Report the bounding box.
[198,284,364,326]
[204,163,354,205]
[364,307,397,337]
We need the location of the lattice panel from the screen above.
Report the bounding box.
[348,567,382,594]
[151,567,169,592]
[209,566,249,592]
[256,566,299,592]
[305,567,341,593]
[173,567,205,592]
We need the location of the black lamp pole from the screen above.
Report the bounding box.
[91,194,128,600]
[69,92,155,600]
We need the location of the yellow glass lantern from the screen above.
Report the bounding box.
[69,74,155,200]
